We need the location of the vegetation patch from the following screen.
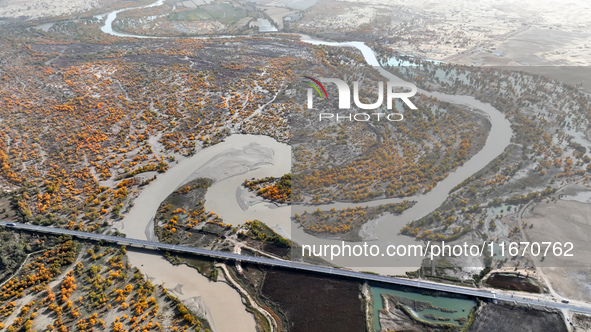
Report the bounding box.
[294,201,415,236]
[0,237,210,331]
[244,174,291,204]
[239,220,291,248]
[154,178,232,245]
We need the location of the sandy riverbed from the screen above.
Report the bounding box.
[118,136,269,332]
[126,250,256,332]
[522,197,591,303]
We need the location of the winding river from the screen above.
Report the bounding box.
[101,1,513,330]
[100,0,165,38]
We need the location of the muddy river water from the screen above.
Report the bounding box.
[102,2,512,331]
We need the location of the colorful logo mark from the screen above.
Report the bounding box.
[303,76,329,100]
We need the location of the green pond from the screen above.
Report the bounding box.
[371,285,476,331]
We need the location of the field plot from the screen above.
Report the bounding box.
[468,303,567,332]
[261,269,365,332]
[170,3,248,24]
[113,1,264,35]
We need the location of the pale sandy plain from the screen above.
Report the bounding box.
[0,0,107,18]
[522,194,591,303]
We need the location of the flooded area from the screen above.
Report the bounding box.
[200,136,292,237]
[118,135,264,332]
[127,250,256,332]
[32,22,55,32]
[253,18,278,32]
[370,285,476,331]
